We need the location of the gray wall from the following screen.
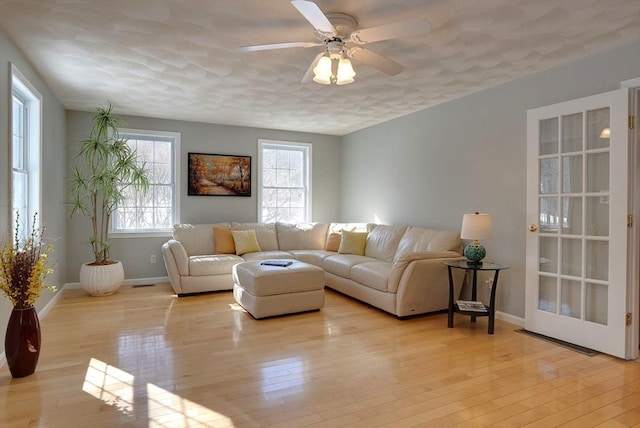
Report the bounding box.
[0,28,67,356]
[65,112,342,282]
[341,40,640,318]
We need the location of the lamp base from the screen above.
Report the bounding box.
[464,241,486,264]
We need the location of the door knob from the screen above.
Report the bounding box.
[528,224,538,232]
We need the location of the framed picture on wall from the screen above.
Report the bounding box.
[187,153,251,196]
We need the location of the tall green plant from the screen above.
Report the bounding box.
[69,103,149,265]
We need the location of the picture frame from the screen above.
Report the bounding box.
[187,152,251,196]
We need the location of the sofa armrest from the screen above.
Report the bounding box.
[389,252,461,290]
[162,241,183,294]
[393,257,466,317]
[394,251,462,264]
[163,239,189,275]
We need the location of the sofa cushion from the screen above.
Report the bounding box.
[213,226,236,254]
[351,261,391,292]
[338,231,368,255]
[365,225,408,262]
[276,222,328,250]
[289,249,334,267]
[232,229,262,255]
[323,254,372,278]
[241,250,294,261]
[189,254,244,276]
[232,222,279,251]
[173,223,231,256]
[395,227,461,260]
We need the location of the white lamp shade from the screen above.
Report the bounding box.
[313,56,332,84]
[336,58,355,85]
[461,213,492,240]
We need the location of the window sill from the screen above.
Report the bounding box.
[109,231,172,239]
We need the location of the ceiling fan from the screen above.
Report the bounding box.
[239,0,431,85]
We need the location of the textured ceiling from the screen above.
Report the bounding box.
[0,0,639,136]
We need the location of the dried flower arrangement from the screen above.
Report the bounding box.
[0,214,55,309]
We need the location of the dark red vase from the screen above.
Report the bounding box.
[5,307,41,378]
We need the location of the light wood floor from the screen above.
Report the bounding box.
[1,284,639,428]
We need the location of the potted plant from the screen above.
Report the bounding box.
[0,213,55,377]
[69,103,149,296]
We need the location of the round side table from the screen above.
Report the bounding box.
[443,260,509,334]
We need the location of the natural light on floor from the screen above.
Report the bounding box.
[83,358,234,426]
[228,302,247,313]
[260,357,305,397]
[83,358,135,415]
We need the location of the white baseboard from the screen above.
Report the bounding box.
[496,310,525,327]
[64,276,170,289]
[39,284,66,319]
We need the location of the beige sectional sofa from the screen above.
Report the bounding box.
[162,222,464,317]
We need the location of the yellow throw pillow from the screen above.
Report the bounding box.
[338,231,368,256]
[231,229,262,255]
[213,226,236,254]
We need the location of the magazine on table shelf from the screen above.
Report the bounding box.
[456,300,487,312]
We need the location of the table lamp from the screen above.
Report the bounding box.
[461,212,492,264]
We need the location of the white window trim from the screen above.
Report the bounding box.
[10,63,42,232]
[109,128,181,238]
[257,139,312,223]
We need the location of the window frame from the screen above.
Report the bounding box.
[10,63,42,237]
[257,139,312,223]
[109,128,181,238]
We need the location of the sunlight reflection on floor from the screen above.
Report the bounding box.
[83,358,234,427]
[83,358,135,415]
[260,357,306,398]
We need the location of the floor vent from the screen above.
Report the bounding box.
[132,284,155,288]
[515,329,598,356]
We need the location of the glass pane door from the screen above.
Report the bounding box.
[525,88,630,359]
[537,110,611,323]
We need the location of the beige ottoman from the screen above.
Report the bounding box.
[232,260,325,319]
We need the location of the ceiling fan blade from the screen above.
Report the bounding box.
[301,53,324,83]
[347,47,404,76]
[350,18,431,44]
[239,41,322,52]
[291,0,336,37]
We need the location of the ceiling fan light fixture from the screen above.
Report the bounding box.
[336,58,356,85]
[313,53,355,86]
[312,55,333,84]
[242,1,433,84]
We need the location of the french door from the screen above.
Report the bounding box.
[525,88,634,359]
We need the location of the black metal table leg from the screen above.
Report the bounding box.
[470,269,478,323]
[488,271,501,334]
[447,266,454,328]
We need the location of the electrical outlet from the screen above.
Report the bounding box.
[150,254,156,264]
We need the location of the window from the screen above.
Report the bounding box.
[111,129,180,235]
[11,64,42,240]
[258,140,311,223]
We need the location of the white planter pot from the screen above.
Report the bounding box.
[79,261,124,296]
